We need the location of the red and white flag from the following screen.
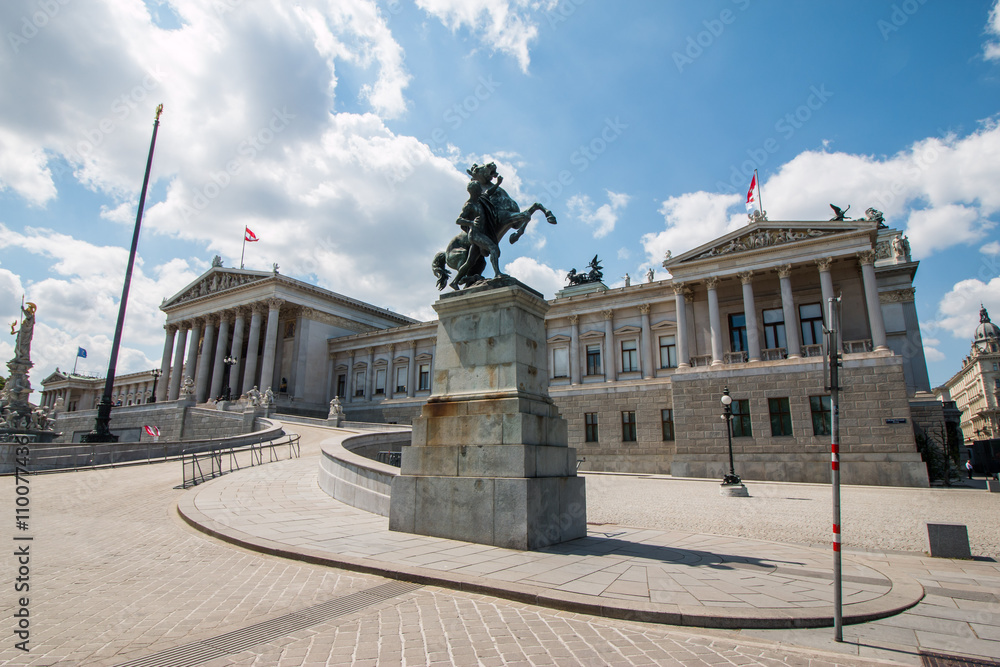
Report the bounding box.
[745,173,758,213]
[245,226,259,242]
[144,425,160,437]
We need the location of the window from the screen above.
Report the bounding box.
[769,397,793,436]
[659,335,677,369]
[621,340,638,373]
[729,313,747,352]
[763,308,786,349]
[418,363,430,391]
[354,370,366,397]
[994,378,1000,390]
[585,412,599,442]
[731,399,752,437]
[621,410,637,442]
[661,409,675,441]
[395,366,407,394]
[586,344,602,375]
[810,395,832,436]
[800,303,824,346]
[375,368,386,395]
[553,347,569,378]
[994,362,999,371]
[336,374,346,398]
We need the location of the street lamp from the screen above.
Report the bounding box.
[720,387,742,487]
[149,368,163,403]
[223,356,238,401]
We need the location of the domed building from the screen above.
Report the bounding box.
[938,305,1000,445]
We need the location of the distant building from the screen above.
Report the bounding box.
[41,211,944,486]
[937,305,1000,444]
[39,368,162,411]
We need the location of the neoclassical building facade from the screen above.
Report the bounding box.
[938,306,1000,443]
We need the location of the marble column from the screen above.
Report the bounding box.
[157,324,176,402]
[209,312,231,400]
[569,314,580,385]
[639,304,654,378]
[241,304,264,394]
[386,344,395,397]
[816,257,835,318]
[185,320,202,392]
[168,324,189,400]
[673,283,689,368]
[603,309,615,381]
[364,347,375,400]
[195,315,216,403]
[858,250,889,351]
[739,271,761,363]
[706,277,723,366]
[229,307,246,394]
[406,342,416,398]
[259,298,284,392]
[777,264,801,358]
[347,350,357,402]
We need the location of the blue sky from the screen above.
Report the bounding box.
[1,0,999,396]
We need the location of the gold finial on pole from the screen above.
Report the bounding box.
[155,103,164,121]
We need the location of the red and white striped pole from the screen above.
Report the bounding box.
[828,296,843,641]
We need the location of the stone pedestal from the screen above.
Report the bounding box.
[389,278,586,550]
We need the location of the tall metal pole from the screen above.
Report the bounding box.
[827,296,843,641]
[82,104,163,443]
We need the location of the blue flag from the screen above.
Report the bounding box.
[77,347,87,358]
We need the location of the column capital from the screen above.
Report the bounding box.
[266,297,285,311]
[164,323,177,335]
[671,281,686,296]
[738,270,754,285]
[203,313,218,327]
[814,256,833,272]
[232,305,247,318]
[602,309,614,321]
[408,340,417,350]
[179,320,193,331]
[705,276,720,290]
[856,250,877,266]
[386,343,394,354]
[775,263,793,279]
[638,303,651,315]
[568,314,579,324]
[250,302,266,316]
[366,346,375,355]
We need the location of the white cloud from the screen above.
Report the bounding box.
[503,256,565,299]
[981,240,1000,255]
[985,0,1000,60]
[415,0,551,72]
[566,190,630,239]
[641,191,743,266]
[929,277,1000,343]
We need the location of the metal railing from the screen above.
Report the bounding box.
[181,434,300,488]
[375,451,402,467]
[842,339,874,354]
[761,347,787,361]
[724,351,748,364]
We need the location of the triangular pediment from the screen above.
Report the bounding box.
[665,220,875,268]
[161,267,272,310]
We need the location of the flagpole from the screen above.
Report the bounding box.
[241,227,246,269]
[755,169,764,215]
[73,353,79,375]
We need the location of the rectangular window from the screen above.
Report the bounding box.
[336,374,346,398]
[621,340,638,373]
[763,308,786,349]
[354,370,366,397]
[395,366,407,394]
[658,335,677,369]
[729,313,747,352]
[375,368,386,395]
[661,409,674,441]
[418,363,430,391]
[810,395,832,436]
[769,397,793,436]
[586,344,602,375]
[731,399,752,438]
[800,303,824,346]
[621,410,637,442]
[553,347,569,378]
[585,412,599,442]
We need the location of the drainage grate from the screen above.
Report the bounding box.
[921,651,1000,667]
[114,580,421,667]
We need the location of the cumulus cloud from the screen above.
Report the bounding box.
[985,0,1000,60]
[929,277,1000,344]
[415,0,554,72]
[566,190,629,239]
[640,191,743,267]
[504,256,565,299]
[981,240,1000,255]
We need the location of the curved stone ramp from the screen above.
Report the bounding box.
[177,455,924,630]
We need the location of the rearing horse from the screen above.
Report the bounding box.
[432,162,557,290]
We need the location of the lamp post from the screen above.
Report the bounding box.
[720,387,742,486]
[223,356,238,401]
[149,368,162,403]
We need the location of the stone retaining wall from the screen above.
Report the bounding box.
[317,429,411,516]
[52,402,257,443]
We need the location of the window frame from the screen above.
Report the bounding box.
[552,346,569,378]
[661,408,675,441]
[728,312,748,352]
[731,398,752,438]
[658,335,677,369]
[395,366,407,394]
[354,370,366,397]
[585,412,599,442]
[586,344,602,376]
[768,397,793,436]
[763,308,787,349]
[621,410,637,442]
[799,303,824,347]
[620,339,639,373]
[418,363,431,392]
[810,395,832,436]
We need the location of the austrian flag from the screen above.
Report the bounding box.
[745,173,758,213]
[245,226,259,242]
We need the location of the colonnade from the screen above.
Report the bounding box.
[333,339,428,403]
[158,298,286,402]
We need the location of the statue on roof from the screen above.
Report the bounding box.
[432,162,558,290]
[981,305,992,324]
[864,207,885,226]
[211,255,223,267]
[829,204,851,221]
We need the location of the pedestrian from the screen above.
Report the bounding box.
[965,459,973,479]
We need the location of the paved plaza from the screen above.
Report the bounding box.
[1,422,999,666]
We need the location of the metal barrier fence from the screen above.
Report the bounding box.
[375,451,401,467]
[181,434,301,488]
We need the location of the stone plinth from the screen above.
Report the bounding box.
[389,278,586,550]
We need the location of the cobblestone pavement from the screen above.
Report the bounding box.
[0,422,995,666]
